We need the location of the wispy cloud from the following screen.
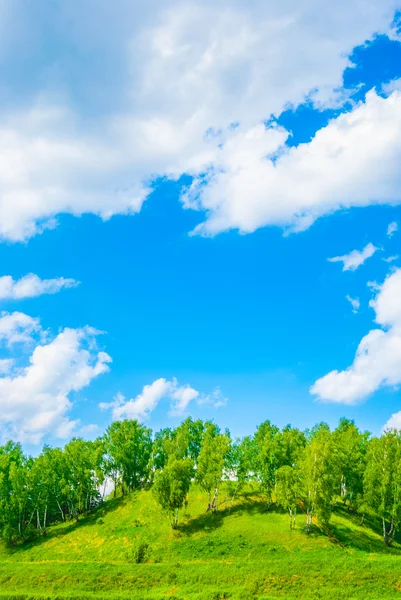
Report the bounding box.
[346,295,360,314]
[328,242,378,272]
[387,221,398,238]
[383,255,399,263]
[0,274,79,300]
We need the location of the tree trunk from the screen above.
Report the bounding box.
[56,499,65,521]
[306,510,312,534]
[214,487,219,512]
[229,482,239,512]
[382,518,387,544]
[384,520,395,546]
[43,505,47,535]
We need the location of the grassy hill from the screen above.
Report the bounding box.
[0,485,401,600]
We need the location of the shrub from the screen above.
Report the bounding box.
[131,542,151,564]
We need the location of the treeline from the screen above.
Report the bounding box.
[0,418,400,546]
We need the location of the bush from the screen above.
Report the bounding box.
[131,542,151,564]
[96,518,104,525]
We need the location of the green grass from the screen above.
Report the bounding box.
[1,486,401,599]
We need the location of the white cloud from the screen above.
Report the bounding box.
[387,221,398,237]
[383,411,401,431]
[328,243,378,272]
[197,386,228,409]
[0,3,398,240]
[382,79,401,95]
[0,311,41,345]
[0,273,79,300]
[169,384,200,416]
[0,322,111,443]
[187,90,401,236]
[78,423,99,436]
[383,255,399,263]
[346,295,360,313]
[367,280,381,291]
[0,358,13,374]
[311,268,401,404]
[101,377,226,421]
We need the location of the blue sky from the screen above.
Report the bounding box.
[0,1,400,449]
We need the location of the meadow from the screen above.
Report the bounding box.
[0,485,400,600]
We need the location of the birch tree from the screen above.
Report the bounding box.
[364,430,401,545]
[332,418,368,509]
[299,423,338,533]
[103,420,153,494]
[153,458,193,527]
[197,424,230,512]
[275,465,300,530]
[254,420,280,506]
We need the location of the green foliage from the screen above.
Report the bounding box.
[196,424,230,511]
[364,430,401,545]
[0,414,400,561]
[275,465,300,529]
[131,541,151,563]
[332,418,368,509]
[299,423,339,531]
[153,457,193,527]
[103,419,152,495]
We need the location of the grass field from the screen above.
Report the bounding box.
[1,486,401,600]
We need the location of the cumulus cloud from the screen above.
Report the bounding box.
[311,268,401,404]
[328,243,378,272]
[187,91,401,235]
[0,323,111,443]
[0,311,41,345]
[0,273,79,300]
[387,221,398,237]
[0,3,398,240]
[346,295,360,313]
[101,378,226,421]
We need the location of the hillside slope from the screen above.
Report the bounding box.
[0,485,400,600]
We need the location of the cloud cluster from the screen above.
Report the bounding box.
[0,2,399,240]
[100,377,226,421]
[0,273,79,300]
[187,90,401,235]
[311,268,401,404]
[0,317,111,443]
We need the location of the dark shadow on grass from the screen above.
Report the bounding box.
[177,510,225,535]
[178,495,286,536]
[328,504,401,554]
